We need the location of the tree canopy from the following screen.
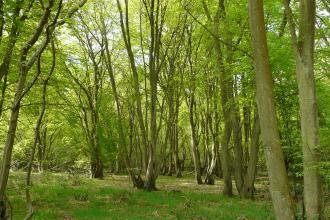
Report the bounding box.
[0,0,329,219]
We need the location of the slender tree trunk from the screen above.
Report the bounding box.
[37,127,48,172]
[168,136,173,176]
[284,0,322,218]
[0,2,56,215]
[209,0,233,195]
[248,0,295,218]
[204,90,220,185]
[0,0,3,42]
[232,103,244,196]
[189,94,203,184]
[186,24,203,185]
[220,116,233,196]
[116,0,149,176]
[0,3,22,82]
[0,73,7,119]
[90,120,103,179]
[103,27,144,188]
[242,113,260,199]
[24,40,55,220]
[174,119,182,178]
[297,61,322,220]
[0,93,23,217]
[144,0,158,191]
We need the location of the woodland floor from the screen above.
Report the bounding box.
[6,171,279,219]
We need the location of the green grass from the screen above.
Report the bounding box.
[7,172,275,220]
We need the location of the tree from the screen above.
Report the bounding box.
[0,1,58,216]
[25,39,56,220]
[201,0,234,196]
[248,0,295,218]
[185,24,203,184]
[143,0,164,191]
[0,0,87,217]
[116,0,149,180]
[284,0,322,218]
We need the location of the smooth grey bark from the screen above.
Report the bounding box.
[248,0,295,219]
[284,0,322,218]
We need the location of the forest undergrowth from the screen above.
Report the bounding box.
[7,172,275,220]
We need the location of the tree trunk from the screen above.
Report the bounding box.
[25,42,55,219]
[90,97,103,179]
[297,62,322,220]
[232,103,244,196]
[144,0,158,191]
[204,89,220,185]
[242,113,260,199]
[174,121,182,178]
[116,0,149,176]
[103,26,144,188]
[0,73,7,119]
[0,2,22,82]
[90,142,103,179]
[284,0,322,218]
[248,0,295,218]
[208,0,233,195]
[189,94,203,184]
[0,2,56,215]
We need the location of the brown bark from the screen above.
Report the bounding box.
[248,0,295,219]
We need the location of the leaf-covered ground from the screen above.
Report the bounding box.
[7,172,275,219]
